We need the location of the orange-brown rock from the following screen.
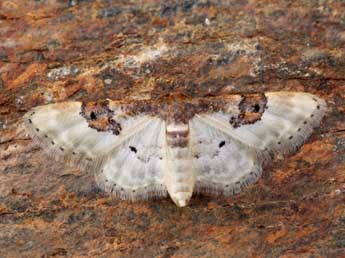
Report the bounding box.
[0,1,344,257]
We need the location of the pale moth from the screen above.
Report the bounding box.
[24,92,326,207]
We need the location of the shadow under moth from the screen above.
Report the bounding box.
[23,92,326,207]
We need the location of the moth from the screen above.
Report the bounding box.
[23,92,326,207]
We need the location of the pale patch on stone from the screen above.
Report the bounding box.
[47,66,80,81]
[121,41,168,69]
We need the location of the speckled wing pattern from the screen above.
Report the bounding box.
[23,92,326,207]
[24,101,168,200]
[190,92,326,196]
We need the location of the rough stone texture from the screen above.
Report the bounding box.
[0,1,345,257]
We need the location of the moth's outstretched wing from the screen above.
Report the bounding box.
[24,101,151,167]
[24,101,168,199]
[190,92,326,195]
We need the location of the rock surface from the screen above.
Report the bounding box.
[0,1,345,257]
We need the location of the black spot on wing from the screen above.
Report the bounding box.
[218,141,226,148]
[129,146,137,153]
[90,111,97,120]
[252,104,260,112]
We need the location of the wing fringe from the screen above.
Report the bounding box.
[22,111,108,172]
[95,172,168,201]
[194,163,263,196]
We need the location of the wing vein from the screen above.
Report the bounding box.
[195,114,264,150]
[110,116,157,151]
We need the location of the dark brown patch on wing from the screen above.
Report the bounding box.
[121,94,240,124]
[229,93,267,128]
[80,100,122,135]
[79,94,263,136]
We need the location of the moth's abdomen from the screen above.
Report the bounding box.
[164,123,195,207]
